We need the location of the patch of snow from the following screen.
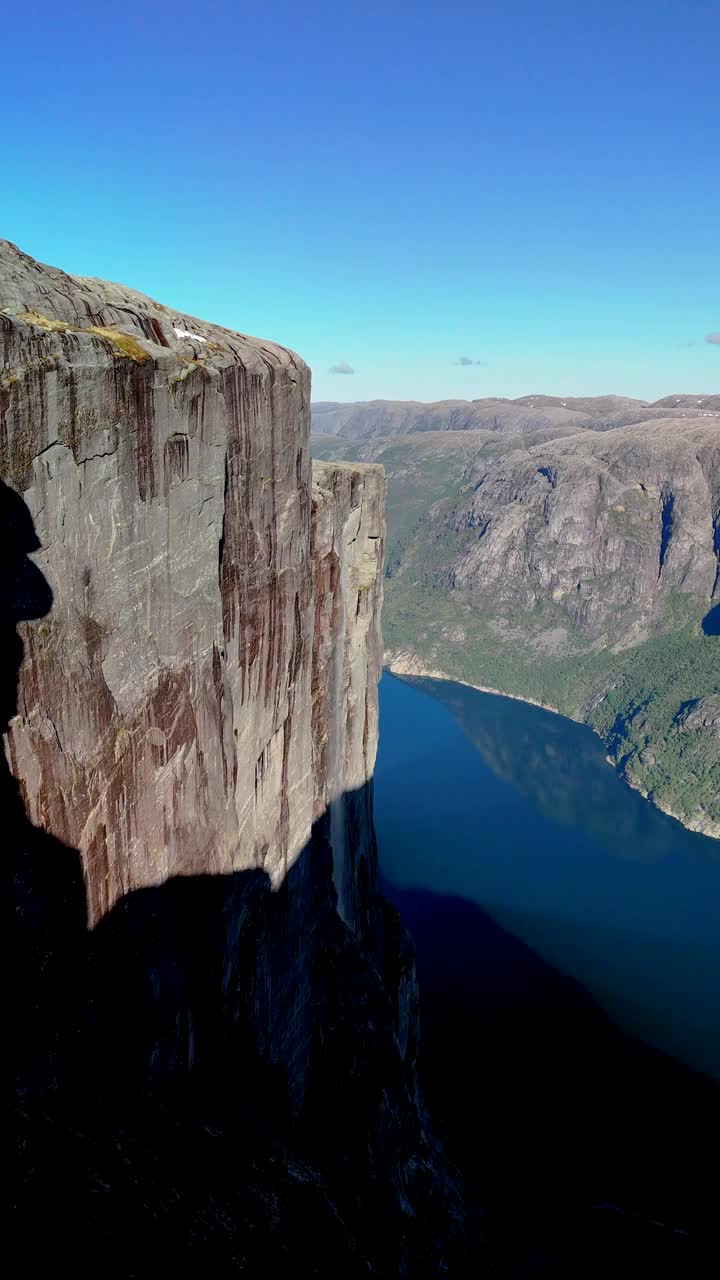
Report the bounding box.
[174,326,207,344]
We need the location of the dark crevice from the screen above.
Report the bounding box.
[658,489,675,579]
[711,513,720,598]
[704,513,720,632]
[218,453,228,578]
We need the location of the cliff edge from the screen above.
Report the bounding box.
[4,243,462,1274]
[1,238,383,919]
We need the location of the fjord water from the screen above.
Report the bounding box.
[375,672,720,1080]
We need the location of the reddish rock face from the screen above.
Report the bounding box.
[0,240,384,927]
[5,246,468,1275]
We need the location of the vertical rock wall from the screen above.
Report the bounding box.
[310,460,385,927]
[5,243,463,1271]
[0,240,382,929]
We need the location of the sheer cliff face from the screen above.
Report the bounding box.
[311,461,384,925]
[0,240,383,926]
[6,244,465,1272]
[446,422,720,641]
[314,417,720,647]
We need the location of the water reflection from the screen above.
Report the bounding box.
[418,676,718,863]
[375,672,720,1078]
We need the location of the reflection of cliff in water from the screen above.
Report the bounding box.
[408,675,715,862]
[376,671,720,1082]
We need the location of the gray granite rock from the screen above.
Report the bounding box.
[0,240,384,926]
[4,242,465,1270]
[445,419,720,641]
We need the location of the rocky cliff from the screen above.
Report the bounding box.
[440,419,720,645]
[5,243,461,1273]
[1,240,386,923]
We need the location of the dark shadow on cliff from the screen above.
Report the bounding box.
[5,483,461,1275]
[14,799,460,1276]
[381,874,720,1278]
[16,839,449,1279]
[3,480,89,1090]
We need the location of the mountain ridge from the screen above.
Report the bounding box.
[312,395,720,440]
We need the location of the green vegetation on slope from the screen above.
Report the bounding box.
[590,628,720,824]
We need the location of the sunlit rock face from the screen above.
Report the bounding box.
[447,424,720,641]
[0,240,383,925]
[311,460,385,925]
[5,245,466,1273]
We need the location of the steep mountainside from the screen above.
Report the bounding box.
[4,243,462,1274]
[312,416,720,837]
[312,428,604,579]
[312,395,720,439]
[444,420,720,642]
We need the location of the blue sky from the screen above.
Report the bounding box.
[3,0,719,401]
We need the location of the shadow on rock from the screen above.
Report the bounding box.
[382,876,720,1279]
[5,479,463,1278]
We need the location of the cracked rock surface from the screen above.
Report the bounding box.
[1,240,385,924]
[5,242,465,1272]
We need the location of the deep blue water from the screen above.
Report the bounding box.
[702,603,720,635]
[374,672,720,1079]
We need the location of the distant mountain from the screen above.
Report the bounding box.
[312,395,720,439]
[652,394,720,411]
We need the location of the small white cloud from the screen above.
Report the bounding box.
[455,356,487,367]
[329,361,355,374]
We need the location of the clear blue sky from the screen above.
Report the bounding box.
[3,0,719,401]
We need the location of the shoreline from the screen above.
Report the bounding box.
[384,648,720,842]
[384,648,583,723]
